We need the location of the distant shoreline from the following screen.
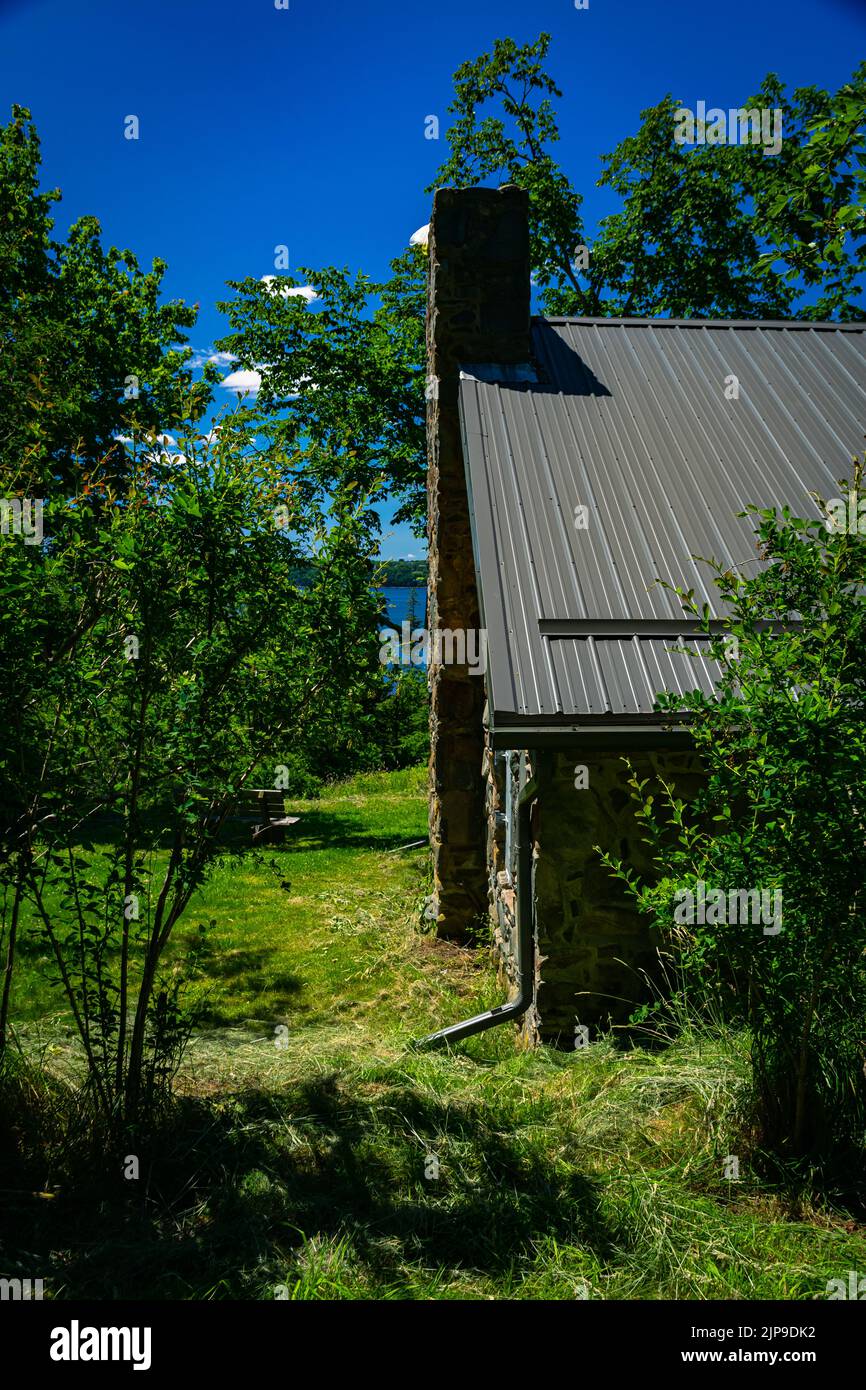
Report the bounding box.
[289,559,427,587]
[375,559,427,587]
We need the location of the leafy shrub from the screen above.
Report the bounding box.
[0,419,385,1123]
[602,465,866,1173]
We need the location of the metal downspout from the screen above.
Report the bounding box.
[412,770,538,1050]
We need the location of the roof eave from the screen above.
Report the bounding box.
[490,713,694,751]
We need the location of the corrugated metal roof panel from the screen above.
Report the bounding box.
[459,317,866,727]
[546,638,721,716]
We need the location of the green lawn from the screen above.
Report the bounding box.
[4,766,866,1300]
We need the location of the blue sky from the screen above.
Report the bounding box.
[1,0,864,555]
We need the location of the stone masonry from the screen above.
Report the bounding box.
[428,185,705,1040]
[531,749,704,1042]
[485,745,704,1044]
[426,186,531,940]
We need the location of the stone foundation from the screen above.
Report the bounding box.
[487,744,704,1045]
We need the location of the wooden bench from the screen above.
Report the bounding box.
[233,788,299,845]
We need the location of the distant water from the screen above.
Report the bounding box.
[382,585,427,629]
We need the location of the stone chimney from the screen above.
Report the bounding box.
[426,185,531,939]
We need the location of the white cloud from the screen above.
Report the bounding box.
[409,224,429,247]
[260,276,320,304]
[188,348,238,370]
[218,364,317,400]
[220,368,262,396]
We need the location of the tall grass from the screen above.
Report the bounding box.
[2,768,865,1300]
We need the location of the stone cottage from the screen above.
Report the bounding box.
[422,184,866,1048]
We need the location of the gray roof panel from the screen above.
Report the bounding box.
[459,317,866,729]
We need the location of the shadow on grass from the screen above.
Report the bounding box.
[239,807,424,856]
[1,1068,615,1299]
[55,803,421,859]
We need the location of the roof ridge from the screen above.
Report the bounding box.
[537,315,866,331]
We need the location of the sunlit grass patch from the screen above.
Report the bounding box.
[5,766,866,1301]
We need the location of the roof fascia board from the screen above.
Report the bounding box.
[490,725,695,751]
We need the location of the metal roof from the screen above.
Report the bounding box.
[458,316,866,735]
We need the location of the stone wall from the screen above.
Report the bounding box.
[533,748,704,1043]
[426,186,531,940]
[485,743,704,1045]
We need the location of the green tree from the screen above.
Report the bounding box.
[0,105,212,497]
[0,415,384,1120]
[216,40,865,536]
[601,463,866,1168]
[428,34,586,311]
[751,71,866,320]
[430,36,865,320]
[215,250,426,534]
